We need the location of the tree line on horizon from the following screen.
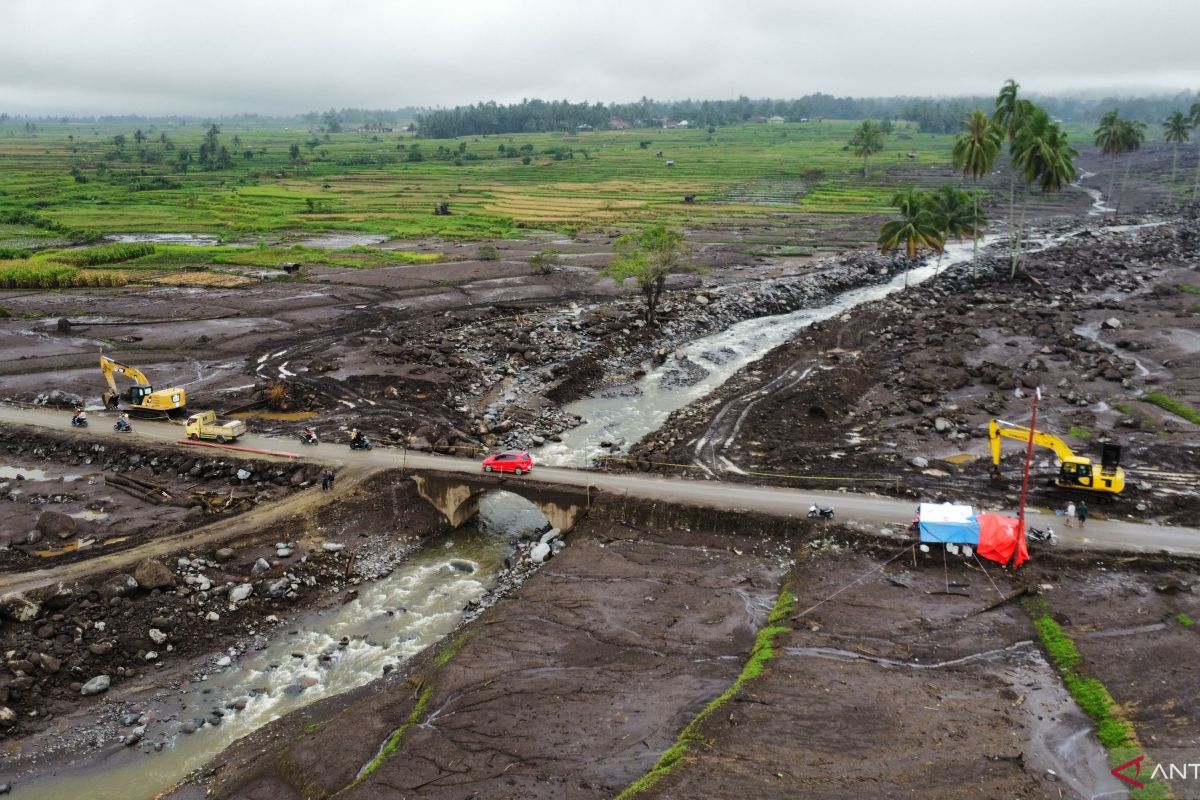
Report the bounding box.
[6,91,1196,138]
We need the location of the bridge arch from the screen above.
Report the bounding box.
[410,472,588,533]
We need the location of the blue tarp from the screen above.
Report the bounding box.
[918,519,980,544]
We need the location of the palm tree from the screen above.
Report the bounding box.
[993,81,1037,270]
[849,120,885,177]
[1163,112,1190,183]
[952,109,1001,278]
[1094,109,1124,210]
[1112,118,1146,220]
[878,188,945,287]
[928,185,978,276]
[1010,109,1077,277]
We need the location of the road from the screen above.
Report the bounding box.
[3,404,1199,558]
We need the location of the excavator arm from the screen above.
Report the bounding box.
[100,355,152,392]
[988,419,1080,465]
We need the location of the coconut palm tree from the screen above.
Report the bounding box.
[1010,109,1077,277]
[952,109,1002,278]
[878,188,944,287]
[1094,108,1124,210]
[849,120,885,176]
[993,81,1037,270]
[928,185,979,276]
[1112,118,1146,220]
[1163,112,1191,183]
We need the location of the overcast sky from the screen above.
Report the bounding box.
[2,0,1197,115]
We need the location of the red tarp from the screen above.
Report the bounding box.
[975,514,1030,567]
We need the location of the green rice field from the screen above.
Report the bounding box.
[0,119,988,243]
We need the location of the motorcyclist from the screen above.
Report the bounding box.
[301,426,318,443]
[72,407,87,425]
[115,413,131,431]
[350,429,370,448]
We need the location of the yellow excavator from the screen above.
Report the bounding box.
[100,355,187,414]
[988,419,1125,495]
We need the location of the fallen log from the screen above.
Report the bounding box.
[961,586,1028,619]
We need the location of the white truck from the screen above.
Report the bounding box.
[184,410,247,444]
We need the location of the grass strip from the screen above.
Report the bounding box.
[1026,598,1170,798]
[347,685,432,786]
[614,583,796,799]
[1144,391,1200,425]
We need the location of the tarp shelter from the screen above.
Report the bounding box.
[917,503,978,545]
[976,513,1029,567]
[916,503,1028,567]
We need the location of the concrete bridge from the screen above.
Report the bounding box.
[410,471,590,533]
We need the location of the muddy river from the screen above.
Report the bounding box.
[10,491,550,800]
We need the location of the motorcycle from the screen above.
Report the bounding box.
[71,415,88,428]
[349,435,372,451]
[1027,525,1057,546]
[299,430,319,446]
[808,504,834,520]
[113,421,132,433]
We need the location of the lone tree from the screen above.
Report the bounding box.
[601,224,691,325]
[849,120,884,176]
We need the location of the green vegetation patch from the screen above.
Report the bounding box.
[1176,612,1195,627]
[346,685,432,787]
[1178,284,1200,296]
[1144,391,1200,425]
[49,242,155,266]
[0,263,127,289]
[1067,425,1093,441]
[615,583,797,799]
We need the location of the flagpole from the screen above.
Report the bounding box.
[1017,387,1041,554]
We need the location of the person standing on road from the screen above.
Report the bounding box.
[321,470,332,492]
[1064,501,1076,527]
[1076,500,1088,528]
[326,469,335,491]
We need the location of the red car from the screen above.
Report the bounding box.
[482,450,533,475]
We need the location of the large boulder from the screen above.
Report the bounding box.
[0,592,41,622]
[80,675,111,696]
[36,510,77,540]
[98,574,139,600]
[134,559,174,591]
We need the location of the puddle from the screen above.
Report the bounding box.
[11,491,551,800]
[291,233,389,249]
[105,234,222,246]
[0,466,82,482]
[34,538,96,557]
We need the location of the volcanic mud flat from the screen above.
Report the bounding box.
[0,426,323,572]
[161,506,1185,800]
[629,214,1200,523]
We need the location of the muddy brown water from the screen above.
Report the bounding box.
[6,491,550,800]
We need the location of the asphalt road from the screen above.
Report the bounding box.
[3,404,1198,557]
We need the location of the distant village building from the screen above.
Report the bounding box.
[608,118,630,130]
[576,124,593,131]
[748,115,767,124]
[660,118,677,129]
[767,116,785,124]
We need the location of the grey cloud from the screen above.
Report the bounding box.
[0,0,1196,115]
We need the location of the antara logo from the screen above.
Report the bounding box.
[1110,755,1145,789]
[1111,754,1200,788]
